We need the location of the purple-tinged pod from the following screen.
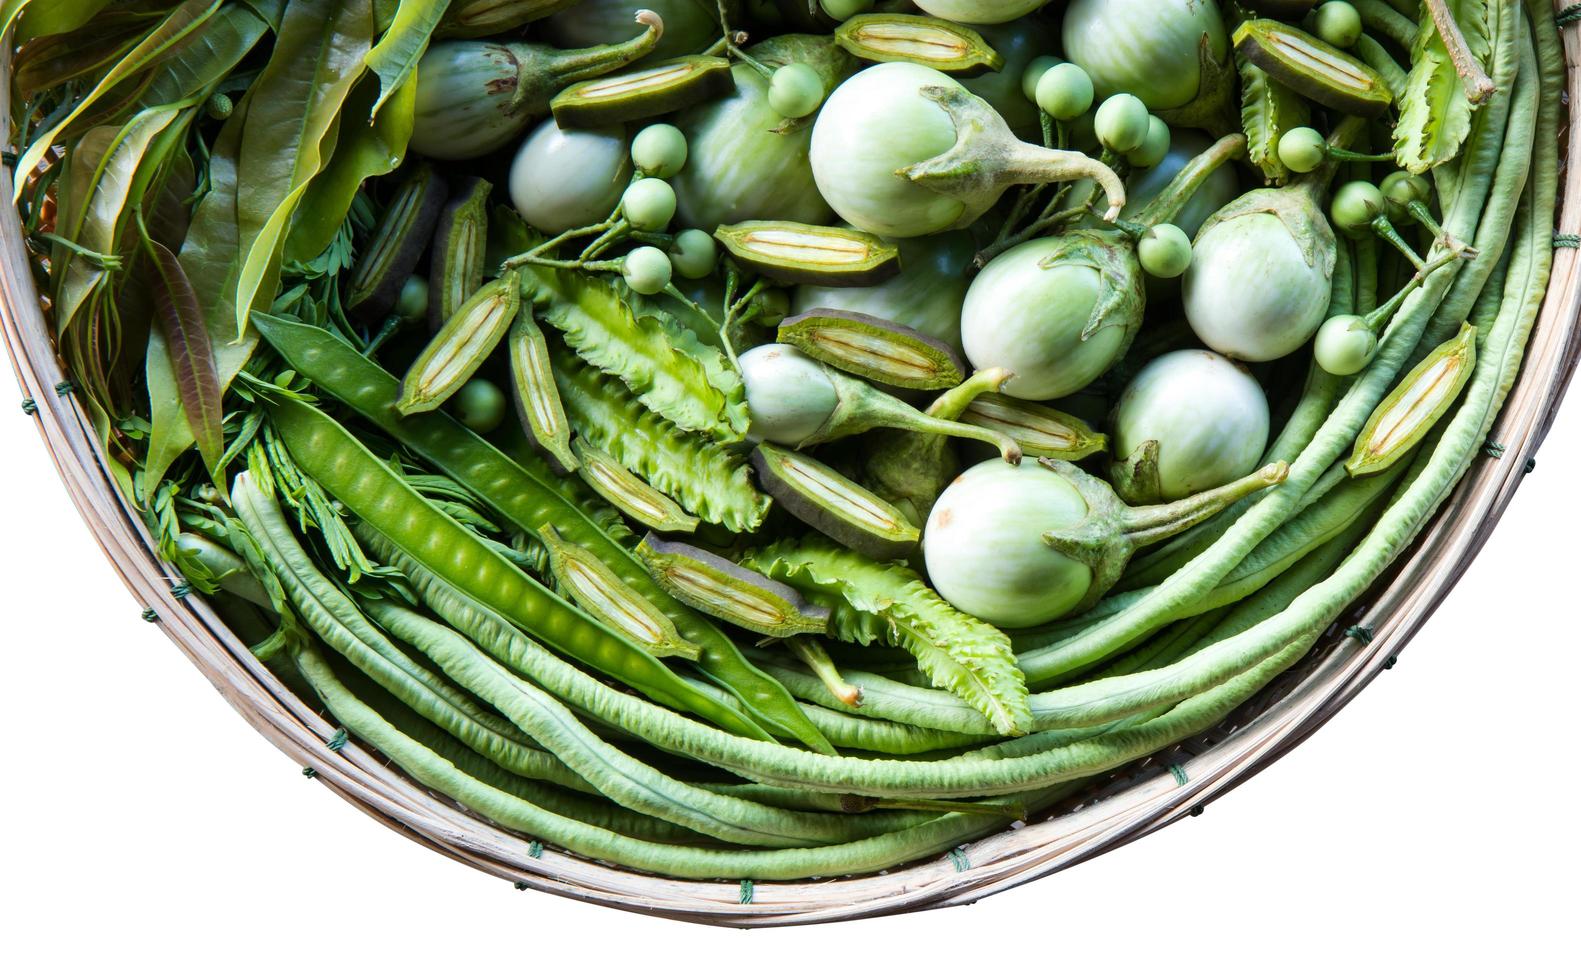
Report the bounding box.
[751,443,921,560]
[636,534,832,638]
[347,165,449,320]
[777,308,965,390]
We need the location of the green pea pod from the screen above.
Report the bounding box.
[537,524,701,660]
[397,274,519,415]
[507,307,579,473]
[263,392,767,739]
[751,443,920,560]
[572,439,700,534]
[348,164,449,318]
[957,393,1108,461]
[742,536,1032,738]
[777,308,965,390]
[550,55,735,128]
[637,534,832,639]
[252,313,832,753]
[714,221,902,287]
[520,248,750,441]
[551,344,771,533]
[833,13,1003,77]
[1347,322,1477,477]
[1233,19,1394,117]
[428,176,493,332]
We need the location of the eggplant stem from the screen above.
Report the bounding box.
[1120,462,1291,549]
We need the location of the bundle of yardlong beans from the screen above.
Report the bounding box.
[11,0,1560,881]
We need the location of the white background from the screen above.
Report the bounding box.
[1,365,1574,978]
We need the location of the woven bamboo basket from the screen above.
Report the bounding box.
[4,9,1580,929]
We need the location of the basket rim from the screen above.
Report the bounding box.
[3,8,1580,928]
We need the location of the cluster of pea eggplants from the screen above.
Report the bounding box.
[17,0,1558,882]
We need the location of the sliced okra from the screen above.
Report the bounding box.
[957,393,1108,461]
[550,56,736,128]
[571,438,701,534]
[348,165,448,319]
[834,13,1003,77]
[1347,322,1476,477]
[429,177,493,333]
[507,309,579,474]
[750,442,920,560]
[636,534,830,639]
[438,0,580,38]
[538,524,701,660]
[713,222,901,287]
[396,274,519,415]
[777,308,965,390]
[1233,19,1394,117]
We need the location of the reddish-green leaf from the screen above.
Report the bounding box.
[147,239,226,485]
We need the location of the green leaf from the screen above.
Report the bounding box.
[1394,0,1493,174]
[742,536,1033,737]
[0,0,34,40]
[17,0,114,42]
[550,344,770,533]
[231,0,377,339]
[135,2,276,111]
[523,261,751,441]
[364,0,451,117]
[13,0,224,197]
[285,73,416,263]
[1238,59,1309,184]
[145,238,227,486]
[53,104,189,338]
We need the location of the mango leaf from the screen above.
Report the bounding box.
[13,0,223,198]
[1238,59,1309,184]
[0,0,34,39]
[146,239,227,485]
[135,1,276,111]
[285,72,416,262]
[17,0,114,42]
[1394,0,1493,174]
[146,95,252,493]
[54,104,188,339]
[363,0,451,117]
[231,0,376,339]
[741,537,1034,737]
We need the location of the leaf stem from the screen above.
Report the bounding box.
[1422,0,1496,104]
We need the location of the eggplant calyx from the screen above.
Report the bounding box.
[1038,458,1290,614]
[1154,31,1240,137]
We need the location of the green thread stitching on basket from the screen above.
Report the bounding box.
[1484,440,1505,458]
[141,607,159,622]
[302,766,318,779]
[1346,625,1375,643]
[1557,4,1581,27]
[21,398,36,415]
[948,847,970,872]
[1525,457,1537,474]
[1554,233,1581,248]
[1,151,15,168]
[528,841,544,859]
[54,380,74,396]
[514,882,529,891]
[170,581,193,599]
[738,879,754,904]
[326,728,348,752]
[1170,764,1189,787]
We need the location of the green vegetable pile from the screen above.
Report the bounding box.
[10,0,1559,881]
